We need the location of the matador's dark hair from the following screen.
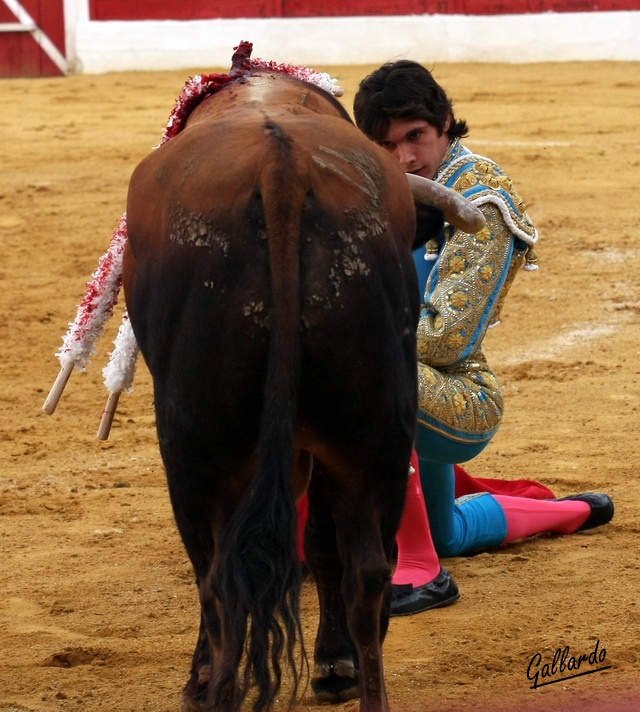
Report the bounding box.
[353,60,469,143]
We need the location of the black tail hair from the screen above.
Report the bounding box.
[213,118,306,711]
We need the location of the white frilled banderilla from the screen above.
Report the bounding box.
[42,213,139,440]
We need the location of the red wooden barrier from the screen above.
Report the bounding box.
[88,0,640,20]
[0,0,66,77]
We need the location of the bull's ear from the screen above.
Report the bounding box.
[412,204,444,251]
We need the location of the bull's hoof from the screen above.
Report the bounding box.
[179,666,210,712]
[179,693,206,712]
[312,658,360,703]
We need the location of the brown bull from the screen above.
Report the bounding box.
[122,47,473,712]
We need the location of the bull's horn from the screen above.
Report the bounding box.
[406,173,486,234]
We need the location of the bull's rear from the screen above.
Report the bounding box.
[123,63,438,712]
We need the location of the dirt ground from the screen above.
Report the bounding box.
[1,58,639,712]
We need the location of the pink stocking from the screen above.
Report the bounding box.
[495,494,591,543]
[392,450,441,586]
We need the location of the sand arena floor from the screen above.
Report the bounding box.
[1,60,639,711]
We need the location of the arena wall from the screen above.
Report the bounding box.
[2,1,639,77]
[67,1,640,74]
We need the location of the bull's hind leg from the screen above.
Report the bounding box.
[306,465,360,704]
[158,425,243,712]
[171,478,245,712]
[337,494,397,712]
[164,469,216,712]
[307,455,407,712]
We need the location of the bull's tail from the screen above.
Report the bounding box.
[214,121,306,711]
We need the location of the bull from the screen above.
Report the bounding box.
[122,43,482,712]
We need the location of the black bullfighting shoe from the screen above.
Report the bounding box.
[390,566,460,617]
[555,492,614,531]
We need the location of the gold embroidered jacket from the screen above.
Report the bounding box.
[416,139,538,444]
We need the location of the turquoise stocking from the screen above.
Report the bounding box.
[419,459,507,557]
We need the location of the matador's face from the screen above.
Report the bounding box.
[377,117,451,181]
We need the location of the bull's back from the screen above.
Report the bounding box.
[124,105,418,445]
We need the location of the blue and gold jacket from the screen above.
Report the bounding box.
[416,139,538,444]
